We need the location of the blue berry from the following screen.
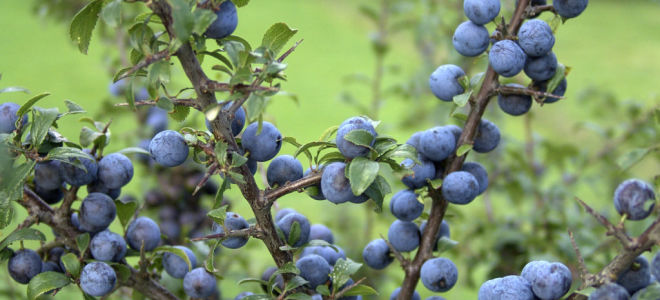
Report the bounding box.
[79,193,116,233]
[421,257,458,292]
[463,0,501,25]
[126,216,161,251]
[614,179,656,221]
[90,230,127,262]
[8,249,42,284]
[276,212,310,247]
[387,220,420,252]
[296,254,331,289]
[401,156,436,189]
[453,21,490,57]
[389,287,421,300]
[553,0,588,18]
[362,239,394,270]
[406,131,423,149]
[473,119,500,153]
[420,220,451,251]
[321,162,367,204]
[80,262,117,297]
[518,19,555,57]
[86,179,121,199]
[310,224,334,244]
[213,212,250,249]
[478,275,535,300]
[589,283,630,300]
[336,116,377,159]
[390,189,424,221]
[163,246,197,279]
[35,184,64,204]
[429,65,466,102]
[34,160,63,190]
[521,260,572,299]
[275,208,297,222]
[497,84,533,116]
[267,155,303,187]
[462,162,489,195]
[183,267,217,298]
[442,171,479,205]
[617,256,651,294]
[145,107,168,135]
[524,52,557,81]
[419,126,456,162]
[41,261,62,273]
[61,151,98,186]
[204,0,238,39]
[0,102,27,133]
[242,121,282,162]
[149,130,189,167]
[489,40,527,77]
[304,166,326,200]
[301,245,346,266]
[652,251,660,283]
[98,153,134,189]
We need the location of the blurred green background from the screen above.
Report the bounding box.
[1,0,659,299]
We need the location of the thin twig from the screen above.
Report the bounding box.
[575,197,632,248]
[497,85,565,101]
[263,172,322,207]
[568,230,590,285]
[190,226,264,241]
[381,235,408,268]
[114,98,200,110]
[333,277,367,300]
[277,39,303,63]
[117,49,170,81]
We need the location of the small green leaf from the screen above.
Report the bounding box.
[214,140,228,165]
[156,96,174,112]
[341,284,379,297]
[546,63,567,96]
[230,0,250,7]
[285,275,308,291]
[17,92,51,117]
[60,253,80,277]
[69,0,105,54]
[246,93,267,123]
[382,143,417,161]
[617,147,654,171]
[453,90,472,107]
[635,283,660,300]
[170,105,191,122]
[46,147,90,163]
[0,228,46,250]
[287,221,302,246]
[205,240,220,273]
[363,175,390,213]
[26,271,70,300]
[343,129,375,148]
[192,8,217,34]
[30,107,60,147]
[223,40,246,68]
[63,100,86,115]
[213,177,230,209]
[76,233,90,254]
[456,144,473,156]
[316,284,331,296]
[458,75,470,91]
[294,141,334,159]
[207,206,228,226]
[100,0,122,27]
[168,0,195,46]
[436,237,459,253]
[115,200,137,229]
[319,125,339,142]
[110,263,131,283]
[0,160,37,205]
[330,258,362,292]
[261,23,298,56]
[348,157,379,196]
[0,86,29,94]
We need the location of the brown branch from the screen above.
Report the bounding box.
[190,226,264,242]
[396,1,531,299]
[332,277,366,300]
[277,39,303,63]
[575,197,632,248]
[117,49,170,81]
[263,172,322,206]
[381,235,408,267]
[149,0,293,271]
[526,4,555,18]
[496,85,565,101]
[206,81,280,93]
[114,98,200,110]
[568,230,590,285]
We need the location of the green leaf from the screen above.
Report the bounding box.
[231,151,248,168]
[110,263,131,283]
[231,0,250,7]
[342,284,379,297]
[546,63,567,97]
[343,129,375,148]
[63,100,86,115]
[155,246,193,272]
[60,253,80,277]
[348,157,379,196]
[76,233,90,254]
[0,86,29,94]
[273,262,299,277]
[243,295,272,300]
[285,275,308,291]
[453,90,472,107]
[458,75,470,91]
[636,283,660,300]
[0,247,13,262]
[69,0,105,54]
[207,206,227,226]
[316,284,331,296]
[246,93,267,123]
[287,221,302,246]
[330,258,362,292]
[148,62,171,92]
[192,8,217,35]
[0,228,46,250]
[319,125,339,142]
[205,239,220,273]
[17,92,51,117]
[261,23,298,56]
[46,147,90,164]
[26,271,70,299]
[617,147,654,171]
[156,96,174,112]
[213,177,230,209]
[168,0,195,46]
[294,141,334,159]
[0,160,37,205]
[170,105,191,122]
[115,200,137,229]
[456,144,473,156]
[436,237,459,253]
[214,140,228,165]
[30,107,60,147]
[100,0,122,27]
[224,40,246,68]
[118,147,151,156]
[382,143,417,161]
[363,175,390,212]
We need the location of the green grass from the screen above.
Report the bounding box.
[1,0,659,299]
